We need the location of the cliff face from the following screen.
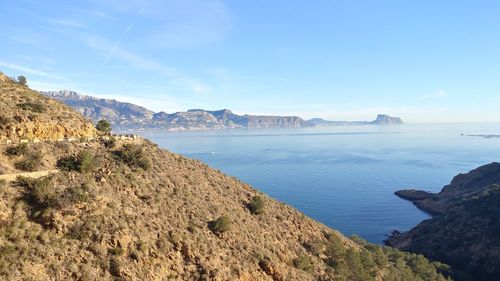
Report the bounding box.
[0,74,96,141]
[387,163,500,281]
[243,115,307,129]
[371,114,404,125]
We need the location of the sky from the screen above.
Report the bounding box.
[1,0,500,123]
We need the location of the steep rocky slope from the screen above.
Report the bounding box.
[0,75,448,280]
[0,75,96,141]
[387,163,500,281]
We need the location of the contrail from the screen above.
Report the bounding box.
[100,2,150,66]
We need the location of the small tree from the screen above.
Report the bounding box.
[96,119,111,134]
[17,75,27,86]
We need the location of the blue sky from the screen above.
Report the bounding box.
[1,0,500,122]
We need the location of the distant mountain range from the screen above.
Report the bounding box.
[42,90,404,130]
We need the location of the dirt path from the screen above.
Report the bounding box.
[0,169,59,182]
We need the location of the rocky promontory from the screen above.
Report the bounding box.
[387,163,500,280]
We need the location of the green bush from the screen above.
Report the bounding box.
[15,151,42,171]
[57,150,95,173]
[17,176,58,208]
[109,247,124,256]
[18,177,94,210]
[293,255,314,273]
[5,143,28,156]
[17,102,45,113]
[96,119,111,133]
[17,75,27,86]
[115,144,151,170]
[248,195,265,215]
[209,215,231,234]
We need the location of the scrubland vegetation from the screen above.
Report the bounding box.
[0,73,451,280]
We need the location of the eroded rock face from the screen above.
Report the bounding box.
[0,73,96,141]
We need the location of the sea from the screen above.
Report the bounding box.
[133,124,500,244]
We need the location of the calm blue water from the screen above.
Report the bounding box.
[134,124,500,243]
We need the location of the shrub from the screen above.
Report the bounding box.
[18,177,94,211]
[0,115,11,127]
[109,247,125,256]
[65,184,92,204]
[104,138,116,148]
[17,75,27,86]
[5,143,28,156]
[17,176,58,208]
[209,215,231,234]
[15,151,42,171]
[248,195,265,215]
[0,179,6,187]
[115,144,151,170]
[57,150,95,173]
[96,119,111,133]
[293,255,314,272]
[17,102,45,113]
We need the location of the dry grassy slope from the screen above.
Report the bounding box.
[0,140,450,281]
[0,73,449,281]
[0,73,96,141]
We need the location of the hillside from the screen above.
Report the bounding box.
[386,163,500,281]
[0,75,449,280]
[41,90,404,130]
[0,75,96,142]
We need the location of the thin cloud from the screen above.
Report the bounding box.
[83,34,213,95]
[47,19,88,29]
[0,60,66,80]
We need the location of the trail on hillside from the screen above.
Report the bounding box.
[0,169,59,182]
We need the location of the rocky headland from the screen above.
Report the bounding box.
[387,163,500,280]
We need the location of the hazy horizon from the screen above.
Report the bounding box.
[1,1,500,123]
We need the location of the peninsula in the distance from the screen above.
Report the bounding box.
[42,90,404,130]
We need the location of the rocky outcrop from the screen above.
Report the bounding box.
[387,163,500,281]
[0,74,96,141]
[371,114,404,125]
